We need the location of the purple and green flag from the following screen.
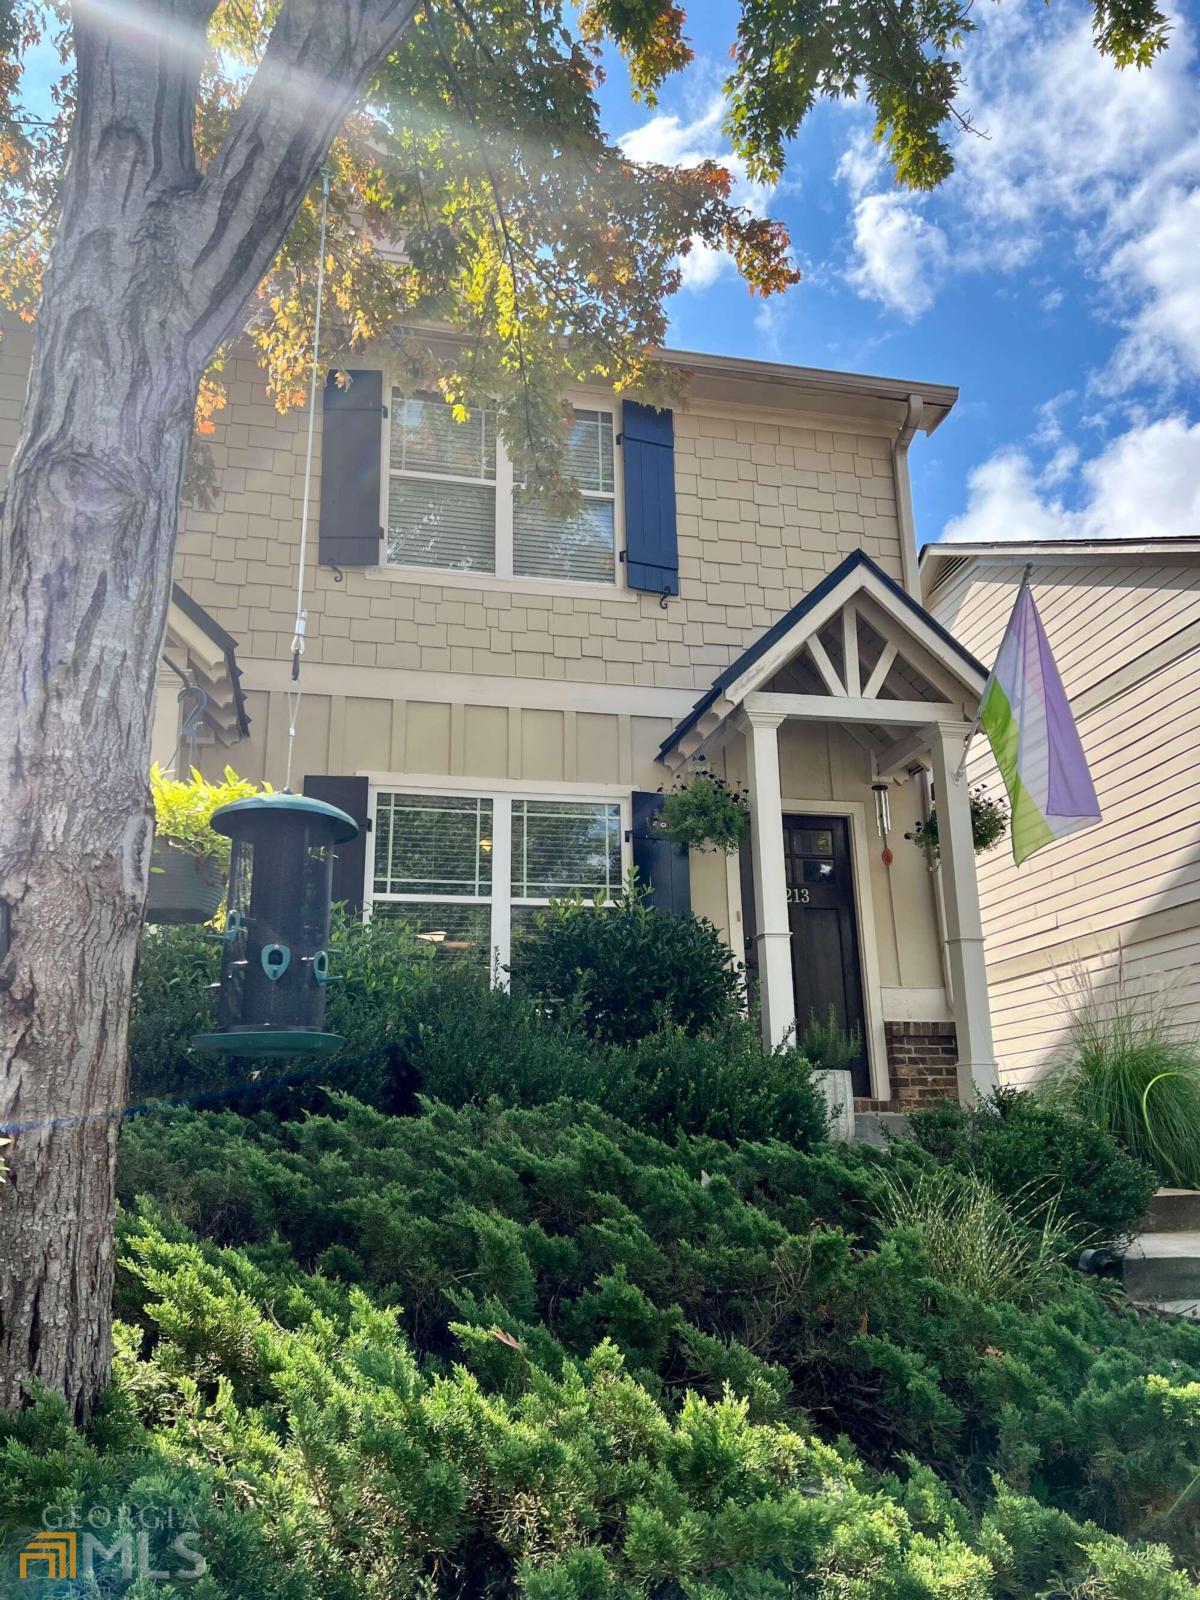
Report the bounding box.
[979,584,1101,865]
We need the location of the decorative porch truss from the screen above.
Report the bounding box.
[658,550,997,1102]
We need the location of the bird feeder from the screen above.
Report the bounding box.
[190,793,358,1057]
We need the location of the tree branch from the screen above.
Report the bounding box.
[69,0,223,205]
[181,0,419,362]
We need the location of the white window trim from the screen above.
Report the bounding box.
[364,782,631,987]
[378,387,626,594]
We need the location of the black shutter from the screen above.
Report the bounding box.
[629,791,690,915]
[621,401,678,598]
[304,776,370,916]
[319,370,384,567]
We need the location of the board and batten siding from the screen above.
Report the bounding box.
[929,552,1200,1087]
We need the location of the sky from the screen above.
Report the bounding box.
[17,2,1198,550]
[601,0,1200,548]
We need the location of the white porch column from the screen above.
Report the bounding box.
[741,709,794,1050]
[929,723,999,1101]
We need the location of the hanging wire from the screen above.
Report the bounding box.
[285,168,332,792]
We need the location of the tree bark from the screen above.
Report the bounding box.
[0,0,416,1420]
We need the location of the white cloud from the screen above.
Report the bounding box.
[619,98,725,167]
[835,135,950,318]
[1040,444,1080,487]
[1102,185,1200,391]
[620,90,783,295]
[942,416,1200,542]
[844,191,950,319]
[951,2,1193,230]
[834,0,1200,389]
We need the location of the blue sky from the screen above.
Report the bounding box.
[602,0,1200,547]
[17,3,1198,549]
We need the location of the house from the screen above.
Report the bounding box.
[0,324,998,1109]
[923,538,1200,1087]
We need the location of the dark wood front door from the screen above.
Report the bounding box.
[783,815,869,1095]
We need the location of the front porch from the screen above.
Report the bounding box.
[659,551,999,1108]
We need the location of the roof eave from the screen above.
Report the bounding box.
[657,345,957,436]
[659,549,986,763]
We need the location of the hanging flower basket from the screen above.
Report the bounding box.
[906,783,1009,859]
[656,769,750,854]
[144,764,268,925]
[144,837,225,925]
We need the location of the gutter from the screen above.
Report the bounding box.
[892,394,924,600]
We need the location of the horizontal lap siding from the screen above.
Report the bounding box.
[935,559,1200,703]
[973,650,1200,956]
[930,557,1200,1086]
[990,923,1200,1089]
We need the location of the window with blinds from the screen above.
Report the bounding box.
[511,799,622,901]
[384,395,618,585]
[513,411,616,584]
[372,793,494,962]
[368,791,625,968]
[373,793,493,898]
[386,392,497,573]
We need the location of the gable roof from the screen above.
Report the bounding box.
[659,549,987,761]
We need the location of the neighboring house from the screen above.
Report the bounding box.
[923,538,1200,1088]
[0,322,999,1109]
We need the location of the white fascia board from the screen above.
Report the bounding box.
[923,538,1200,568]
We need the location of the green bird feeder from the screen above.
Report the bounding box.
[190,792,358,1057]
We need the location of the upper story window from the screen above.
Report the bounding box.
[385,390,617,585]
[513,410,616,585]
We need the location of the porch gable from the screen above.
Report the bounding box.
[658,550,987,772]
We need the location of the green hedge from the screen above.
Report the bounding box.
[116,1097,1200,1573]
[128,920,828,1147]
[902,1088,1157,1245]
[411,966,828,1147]
[512,888,743,1044]
[5,1232,1194,1598]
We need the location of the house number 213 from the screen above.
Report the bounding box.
[786,887,811,905]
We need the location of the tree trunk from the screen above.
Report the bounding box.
[0,105,202,1427]
[0,0,418,1420]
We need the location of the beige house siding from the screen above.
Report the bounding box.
[4,318,969,1096]
[928,550,1200,1087]
[165,347,906,694]
[0,322,33,481]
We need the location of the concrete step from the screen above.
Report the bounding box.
[854,1111,909,1150]
[1140,1190,1200,1233]
[1122,1232,1200,1300]
[1130,1298,1200,1320]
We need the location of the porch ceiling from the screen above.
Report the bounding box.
[658,550,987,773]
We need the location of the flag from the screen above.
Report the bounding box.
[979,583,1101,865]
